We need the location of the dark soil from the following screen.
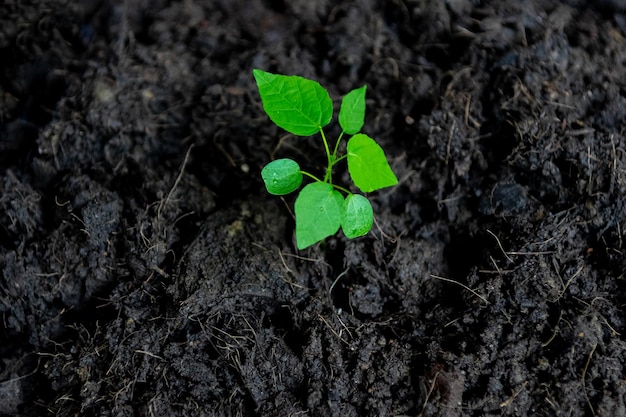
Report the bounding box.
[1,1,626,416]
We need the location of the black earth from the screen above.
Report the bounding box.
[1,1,625,416]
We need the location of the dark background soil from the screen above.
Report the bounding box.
[1,1,626,416]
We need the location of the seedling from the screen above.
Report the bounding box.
[253,69,398,249]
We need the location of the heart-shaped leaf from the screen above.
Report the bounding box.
[253,69,332,136]
[347,133,398,192]
[295,182,344,249]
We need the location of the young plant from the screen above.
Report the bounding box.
[253,69,398,249]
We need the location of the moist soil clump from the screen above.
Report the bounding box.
[1,1,625,416]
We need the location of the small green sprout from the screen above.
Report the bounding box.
[253,69,398,249]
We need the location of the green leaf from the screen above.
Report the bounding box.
[347,133,398,192]
[342,194,373,239]
[261,158,303,195]
[295,182,344,249]
[253,69,332,136]
[338,85,366,135]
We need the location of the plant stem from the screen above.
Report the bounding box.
[301,170,349,195]
[300,170,322,183]
[332,183,351,195]
[319,129,333,183]
[332,132,344,159]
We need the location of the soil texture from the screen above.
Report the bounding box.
[1,1,626,416]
